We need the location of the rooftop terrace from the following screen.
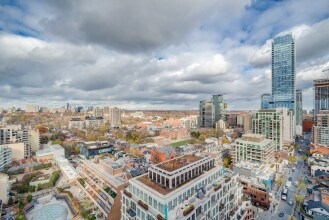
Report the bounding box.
[136,165,216,195]
[156,154,203,172]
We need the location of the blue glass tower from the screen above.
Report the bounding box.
[261,93,272,109]
[271,33,295,110]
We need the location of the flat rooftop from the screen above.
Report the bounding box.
[156,154,203,172]
[137,165,215,195]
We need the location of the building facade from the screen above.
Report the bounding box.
[261,93,272,109]
[121,154,253,220]
[199,94,225,128]
[314,78,329,118]
[232,134,275,164]
[296,89,303,135]
[68,118,85,130]
[271,33,296,110]
[252,108,295,150]
[110,107,122,126]
[313,110,329,147]
[85,116,105,129]
[0,173,10,204]
[0,146,12,170]
[80,141,113,158]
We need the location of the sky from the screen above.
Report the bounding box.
[0,0,329,110]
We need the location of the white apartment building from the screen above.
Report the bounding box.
[121,154,253,220]
[0,146,12,170]
[180,116,199,129]
[68,118,85,130]
[111,107,121,126]
[216,120,226,130]
[85,116,106,129]
[0,173,10,204]
[93,107,104,117]
[0,125,40,153]
[252,108,295,150]
[231,134,275,164]
[25,104,39,113]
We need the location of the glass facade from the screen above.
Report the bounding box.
[271,33,295,110]
[295,89,303,126]
[314,79,329,118]
[261,93,272,109]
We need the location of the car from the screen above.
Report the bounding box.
[288,199,293,205]
[294,181,298,186]
[278,212,284,217]
[288,177,292,181]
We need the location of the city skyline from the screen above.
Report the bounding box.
[1,0,329,110]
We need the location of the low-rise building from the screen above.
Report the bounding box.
[306,188,329,220]
[150,146,175,164]
[36,144,65,162]
[239,176,271,209]
[232,134,275,164]
[77,158,130,219]
[159,128,189,140]
[233,161,275,191]
[121,154,253,220]
[80,141,113,159]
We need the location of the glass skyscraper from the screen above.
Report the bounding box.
[261,93,272,109]
[271,33,296,110]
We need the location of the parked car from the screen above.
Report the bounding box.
[288,199,293,205]
[294,181,298,186]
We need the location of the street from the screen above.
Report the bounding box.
[258,135,310,220]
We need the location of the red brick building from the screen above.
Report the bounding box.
[150,146,175,164]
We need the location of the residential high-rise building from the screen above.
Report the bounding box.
[199,94,225,128]
[231,134,275,164]
[0,146,12,170]
[0,125,40,153]
[0,173,10,204]
[271,33,296,110]
[314,78,329,118]
[237,114,252,132]
[261,93,272,109]
[252,108,295,150]
[93,107,103,117]
[313,110,329,147]
[25,104,39,113]
[103,106,110,115]
[296,89,303,135]
[121,154,253,220]
[110,107,121,126]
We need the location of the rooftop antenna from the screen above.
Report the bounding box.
[323,68,329,79]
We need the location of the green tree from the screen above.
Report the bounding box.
[26,194,33,203]
[295,194,304,206]
[301,155,308,162]
[99,125,109,134]
[288,156,297,164]
[18,197,24,210]
[52,139,63,146]
[297,180,306,193]
[8,196,13,205]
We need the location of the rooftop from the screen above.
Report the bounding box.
[156,154,203,172]
[136,165,216,195]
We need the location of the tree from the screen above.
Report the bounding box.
[288,156,297,164]
[52,139,63,146]
[288,216,296,220]
[297,180,306,193]
[26,194,33,203]
[223,137,230,144]
[276,177,284,187]
[99,125,109,134]
[18,197,24,210]
[35,124,48,134]
[301,155,308,162]
[8,196,13,205]
[295,194,304,206]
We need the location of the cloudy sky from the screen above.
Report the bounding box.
[1,0,329,110]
